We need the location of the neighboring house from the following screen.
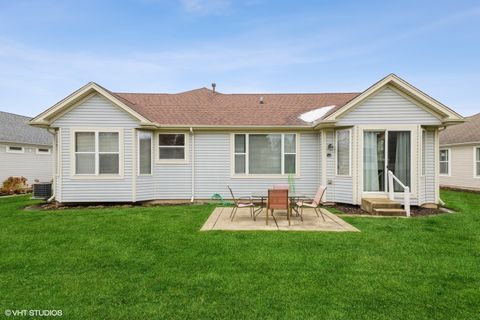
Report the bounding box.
[0,111,53,185]
[29,74,464,206]
[439,113,480,191]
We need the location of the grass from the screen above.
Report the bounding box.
[0,190,479,319]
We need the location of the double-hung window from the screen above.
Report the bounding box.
[36,148,51,155]
[158,133,187,162]
[138,131,152,175]
[336,129,351,176]
[74,130,121,176]
[6,146,24,153]
[475,147,480,177]
[439,149,450,175]
[233,133,297,175]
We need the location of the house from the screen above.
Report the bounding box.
[29,74,464,206]
[439,113,480,191]
[0,111,53,185]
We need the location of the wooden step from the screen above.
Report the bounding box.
[373,208,406,216]
[361,198,402,213]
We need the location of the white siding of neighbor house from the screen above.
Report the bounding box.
[337,87,442,126]
[440,144,480,191]
[53,94,139,202]
[193,132,321,200]
[0,143,52,184]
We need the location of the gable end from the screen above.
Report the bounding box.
[336,86,442,125]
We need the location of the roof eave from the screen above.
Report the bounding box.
[440,140,480,147]
[312,120,336,129]
[141,123,316,131]
[442,119,466,126]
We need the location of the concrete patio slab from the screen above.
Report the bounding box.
[201,207,359,232]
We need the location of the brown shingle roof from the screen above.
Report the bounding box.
[111,88,359,126]
[440,113,480,145]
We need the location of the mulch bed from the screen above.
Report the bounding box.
[25,200,448,216]
[328,203,447,217]
[24,200,206,211]
[441,186,480,194]
[25,202,135,211]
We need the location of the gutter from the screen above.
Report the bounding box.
[190,127,195,202]
[140,123,315,131]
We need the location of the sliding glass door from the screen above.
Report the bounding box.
[363,130,411,193]
[387,131,411,192]
[363,131,385,191]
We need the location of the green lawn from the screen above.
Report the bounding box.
[0,190,479,319]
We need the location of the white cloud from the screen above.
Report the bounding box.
[179,0,232,14]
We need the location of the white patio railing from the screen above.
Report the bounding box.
[388,170,410,217]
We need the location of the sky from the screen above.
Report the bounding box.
[0,0,479,117]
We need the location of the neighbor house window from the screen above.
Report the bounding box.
[336,129,351,176]
[439,149,450,175]
[233,133,297,175]
[36,148,51,155]
[74,131,120,175]
[475,147,480,177]
[138,131,152,175]
[158,134,186,161]
[6,146,24,153]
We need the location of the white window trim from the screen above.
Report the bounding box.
[137,131,153,176]
[70,128,124,179]
[230,133,300,178]
[36,147,51,155]
[156,132,189,164]
[335,128,352,177]
[6,145,24,153]
[439,148,450,176]
[474,146,480,178]
[234,134,248,175]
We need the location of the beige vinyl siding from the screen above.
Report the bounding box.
[0,143,52,184]
[440,144,480,191]
[54,94,139,202]
[193,132,321,200]
[337,87,442,126]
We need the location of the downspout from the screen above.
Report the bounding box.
[190,127,195,202]
[47,128,56,203]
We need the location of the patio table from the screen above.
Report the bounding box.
[251,193,308,218]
